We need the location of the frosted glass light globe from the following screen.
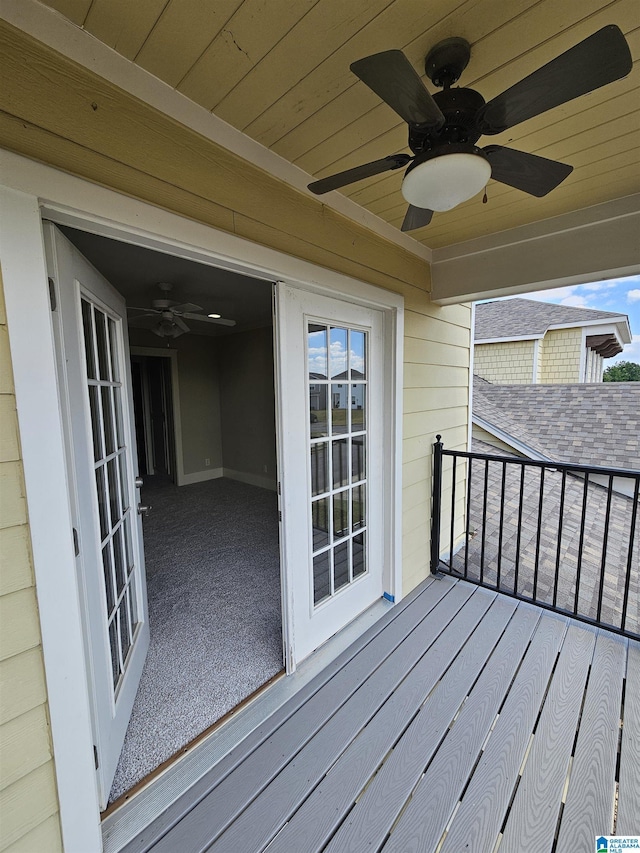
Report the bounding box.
[402,152,491,211]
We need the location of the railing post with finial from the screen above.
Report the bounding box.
[431,435,444,573]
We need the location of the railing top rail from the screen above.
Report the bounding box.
[441,447,640,479]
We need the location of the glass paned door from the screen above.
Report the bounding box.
[276,283,385,665]
[45,223,149,808]
[308,324,368,606]
[81,299,142,692]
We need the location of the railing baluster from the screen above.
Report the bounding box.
[449,455,457,571]
[533,467,545,602]
[574,473,590,615]
[596,474,614,624]
[514,465,525,596]
[430,435,443,574]
[480,458,489,585]
[464,457,472,579]
[496,461,507,591]
[552,470,567,608]
[620,475,639,632]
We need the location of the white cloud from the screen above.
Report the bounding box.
[627,289,640,303]
[559,295,589,307]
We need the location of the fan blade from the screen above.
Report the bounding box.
[479,25,632,134]
[128,307,160,315]
[350,50,445,129]
[183,312,236,327]
[173,315,190,332]
[170,302,202,314]
[401,205,433,232]
[308,154,412,195]
[485,145,573,196]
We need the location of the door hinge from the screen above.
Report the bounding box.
[278,510,282,522]
[72,527,80,556]
[48,278,57,311]
[278,481,281,496]
[93,745,99,769]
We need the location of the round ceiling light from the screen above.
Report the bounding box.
[401,145,491,212]
[208,312,221,319]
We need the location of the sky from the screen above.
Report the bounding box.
[488,274,640,366]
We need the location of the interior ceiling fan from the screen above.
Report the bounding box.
[308,25,632,231]
[128,283,236,338]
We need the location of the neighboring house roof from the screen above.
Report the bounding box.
[474,298,631,349]
[472,377,640,470]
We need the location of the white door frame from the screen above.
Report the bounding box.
[0,149,403,851]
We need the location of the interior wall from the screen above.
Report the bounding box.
[217,326,277,489]
[128,329,223,478]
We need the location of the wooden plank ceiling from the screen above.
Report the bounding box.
[38,0,640,250]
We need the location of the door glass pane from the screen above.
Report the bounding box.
[95,309,110,381]
[109,619,120,687]
[107,458,120,527]
[113,525,126,592]
[352,484,365,532]
[95,466,108,541]
[332,439,349,489]
[108,317,119,382]
[352,436,366,482]
[81,299,96,380]
[114,386,125,448]
[350,330,366,379]
[88,386,102,461]
[102,544,115,614]
[119,600,131,664]
[329,327,348,379]
[312,498,329,550]
[334,541,349,591]
[102,386,116,456]
[351,385,366,432]
[311,443,328,496]
[308,321,368,608]
[353,533,366,577]
[313,551,331,605]
[331,384,348,435]
[333,490,349,540]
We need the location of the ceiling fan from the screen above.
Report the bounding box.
[128,283,236,338]
[307,25,632,231]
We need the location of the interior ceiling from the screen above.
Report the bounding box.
[60,226,274,336]
[41,0,639,250]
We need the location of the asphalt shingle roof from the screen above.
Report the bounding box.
[472,378,640,470]
[474,298,625,341]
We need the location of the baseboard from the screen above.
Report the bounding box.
[223,468,277,491]
[179,467,224,486]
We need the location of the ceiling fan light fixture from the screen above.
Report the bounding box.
[208,312,221,319]
[401,145,491,211]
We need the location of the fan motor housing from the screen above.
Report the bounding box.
[409,87,485,153]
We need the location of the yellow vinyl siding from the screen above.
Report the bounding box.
[0,271,62,852]
[540,327,582,383]
[471,424,526,456]
[474,340,535,384]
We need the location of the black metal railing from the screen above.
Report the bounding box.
[431,436,639,639]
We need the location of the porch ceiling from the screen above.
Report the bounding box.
[36,0,640,251]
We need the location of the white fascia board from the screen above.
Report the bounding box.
[475,334,543,344]
[546,318,631,345]
[0,0,431,265]
[431,195,640,304]
[473,415,552,463]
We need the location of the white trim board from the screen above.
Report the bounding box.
[0,0,431,264]
[0,153,404,852]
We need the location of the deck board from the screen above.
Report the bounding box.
[556,631,627,849]
[499,621,596,853]
[617,640,640,834]
[132,578,639,853]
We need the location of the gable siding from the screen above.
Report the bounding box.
[474,341,535,385]
[540,328,582,383]
[0,270,62,852]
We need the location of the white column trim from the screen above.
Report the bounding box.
[0,187,102,852]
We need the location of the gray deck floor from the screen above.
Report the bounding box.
[124,576,639,853]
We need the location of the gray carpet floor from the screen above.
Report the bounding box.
[108,477,283,803]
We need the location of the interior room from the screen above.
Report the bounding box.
[57,226,283,804]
